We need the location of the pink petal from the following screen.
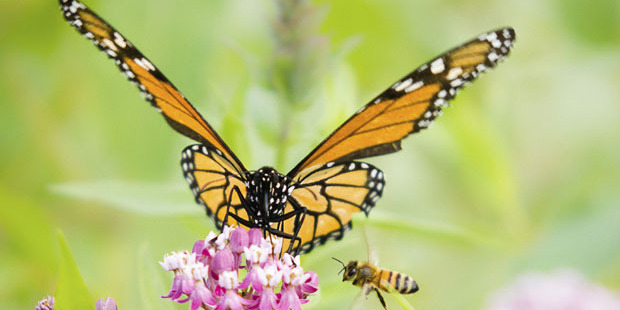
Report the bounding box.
[212,249,235,274]
[95,297,118,310]
[230,228,249,253]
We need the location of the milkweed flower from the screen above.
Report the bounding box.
[484,269,620,310]
[35,296,54,310]
[35,296,117,310]
[95,297,118,310]
[161,226,319,310]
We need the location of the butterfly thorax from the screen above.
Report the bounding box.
[244,167,295,226]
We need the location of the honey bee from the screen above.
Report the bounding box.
[334,258,419,309]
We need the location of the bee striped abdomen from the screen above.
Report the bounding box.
[380,270,419,294]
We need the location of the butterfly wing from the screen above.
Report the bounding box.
[280,162,385,254]
[181,144,251,229]
[59,0,246,174]
[282,27,515,253]
[288,28,516,176]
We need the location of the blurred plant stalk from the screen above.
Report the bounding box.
[269,0,329,168]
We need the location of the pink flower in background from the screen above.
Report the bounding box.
[35,296,118,310]
[95,297,118,310]
[35,296,54,310]
[485,269,620,310]
[161,226,318,310]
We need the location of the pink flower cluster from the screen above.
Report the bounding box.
[485,269,620,310]
[160,226,319,310]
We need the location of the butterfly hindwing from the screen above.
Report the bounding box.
[282,161,385,254]
[289,28,515,176]
[181,144,250,229]
[59,0,246,173]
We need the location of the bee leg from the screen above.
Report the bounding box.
[374,288,387,310]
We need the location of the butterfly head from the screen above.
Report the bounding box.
[246,167,294,224]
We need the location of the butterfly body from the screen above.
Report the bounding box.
[241,167,295,227]
[60,0,515,254]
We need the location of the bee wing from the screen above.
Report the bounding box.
[348,283,382,310]
[348,289,365,310]
[368,249,379,267]
[363,227,379,266]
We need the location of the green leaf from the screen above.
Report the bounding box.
[0,188,56,270]
[366,211,509,249]
[136,243,175,310]
[55,231,93,310]
[388,288,416,310]
[49,180,198,216]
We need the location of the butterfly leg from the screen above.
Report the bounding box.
[263,226,300,252]
[269,206,308,254]
[224,211,256,229]
[290,209,307,255]
[222,185,251,229]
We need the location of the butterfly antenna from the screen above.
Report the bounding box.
[332,257,346,275]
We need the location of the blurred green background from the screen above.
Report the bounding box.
[1,0,619,309]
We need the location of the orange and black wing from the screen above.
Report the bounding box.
[59,0,246,173]
[181,144,250,229]
[288,28,516,176]
[281,161,385,254]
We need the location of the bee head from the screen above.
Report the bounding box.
[332,257,351,281]
[343,261,359,281]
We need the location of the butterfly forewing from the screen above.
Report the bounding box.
[182,144,249,229]
[289,28,516,176]
[59,0,246,173]
[282,162,385,254]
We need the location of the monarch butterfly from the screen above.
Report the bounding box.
[59,0,515,254]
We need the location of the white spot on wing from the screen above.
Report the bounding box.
[405,81,424,93]
[113,32,127,48]
[446,67,463,80]
[102,38,118,51]
[123,70,135,78]
[142,58,156,71]
[503,29,512,39]
[485,32,498,42]
[450,78,463,87]
[430,58,445,74]
[134,58,147,70]
[394,78,413,92]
